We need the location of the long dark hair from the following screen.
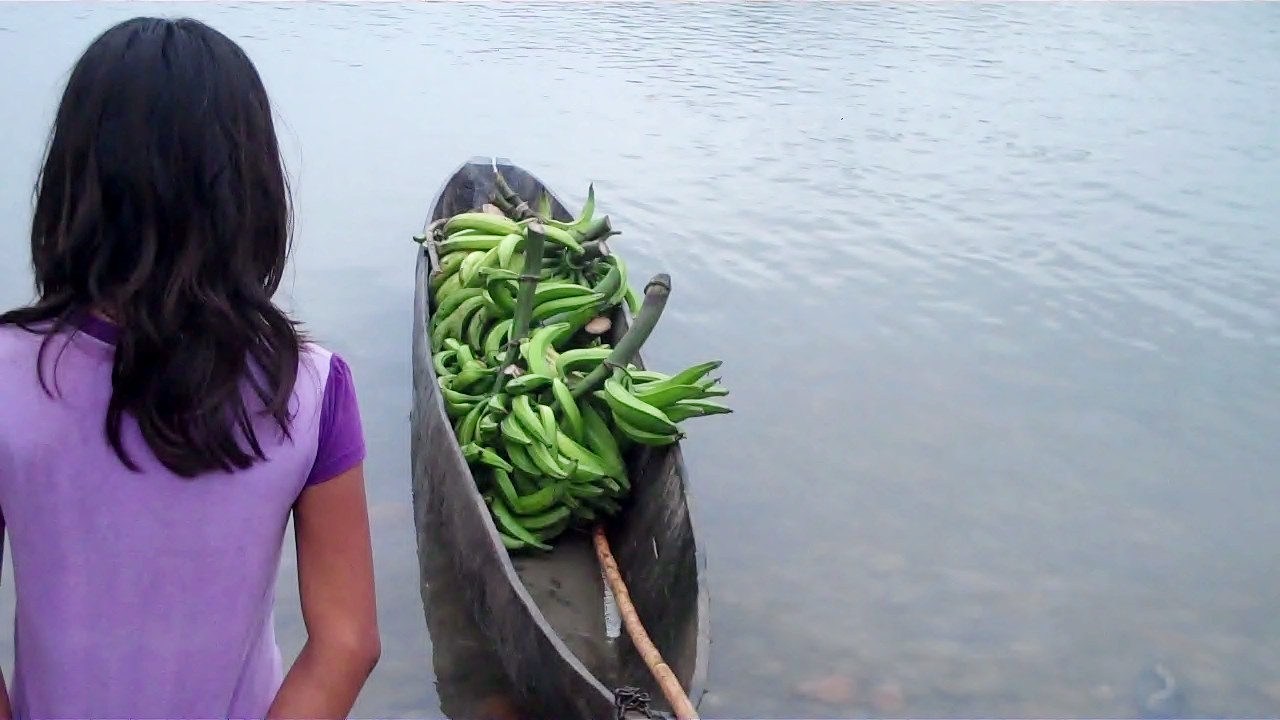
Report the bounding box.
[0,17,303,478]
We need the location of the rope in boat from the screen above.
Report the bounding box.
[592,524,699,720]
[611,687,655,720]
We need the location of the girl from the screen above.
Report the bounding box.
[0,17,380,719]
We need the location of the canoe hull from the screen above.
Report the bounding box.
[410,158,709,719]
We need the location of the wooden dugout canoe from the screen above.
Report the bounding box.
[408,158,710,719]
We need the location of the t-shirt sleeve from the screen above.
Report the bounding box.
[305,353,367,487]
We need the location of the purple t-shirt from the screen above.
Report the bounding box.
[0,313,366,718]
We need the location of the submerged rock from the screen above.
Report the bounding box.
[871,680,906,715]
[1133,661,1187,719]
[794,674,858,706]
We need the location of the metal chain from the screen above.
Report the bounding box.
[613,686,656,720]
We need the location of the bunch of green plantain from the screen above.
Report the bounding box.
[416,182,732,553]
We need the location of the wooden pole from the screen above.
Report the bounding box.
[591,524,699,720]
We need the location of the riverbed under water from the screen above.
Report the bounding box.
[1,2,1278,717]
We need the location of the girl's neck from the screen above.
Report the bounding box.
[89,307,117,324]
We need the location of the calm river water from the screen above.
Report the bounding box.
[2,2,1279,718]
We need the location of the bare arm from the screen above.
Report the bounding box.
[267,465,380,719]
[0,628,8,718]
[0,513,9,720]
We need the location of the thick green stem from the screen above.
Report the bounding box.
[569,274,671,400]
[579,235,622,261]
[490,191,516,216]
[494,171,518,205]
[535,191,553,221]
[571,215,613,244]
[494,171,534,221]
[493,223,548,394]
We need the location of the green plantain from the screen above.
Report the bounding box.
[432,287,484,330]
[487,495,551,551]
[493,469,563,516]
[430,251,468,295]
[530,294,604,324]
[580,402,626,478]
[444,212,521,237]
[598,372,679,435]
[456,403,487,447]
[550,378,584,443]
[510,468,540,495]
[431,295,486,351]
[664,399,734,422]
[522,323,566,377]
[483,319,513,361]
[503,372,554,395]
[500,414,535,446]
[511,395,552,445]
[432,349,458,377]
[611,412,683,446]
[533,281,596,306]
[633,360,722,392]
[554,432,616,479]
[631,383,707,409]
[465,306,490,351]
[537,404,559,448]
[498,532,528,551]
[504,439,542,477]
[518,504,571,531]
[552,347,612,377]
[437,234,506,256]
[525,440,571,480]
[496,232,523,268]
[433,271,464,307]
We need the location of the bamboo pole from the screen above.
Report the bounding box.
[592,524,699,720]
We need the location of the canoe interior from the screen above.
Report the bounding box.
[409,157,709,718]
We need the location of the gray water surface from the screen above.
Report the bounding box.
[1,2,1278,717]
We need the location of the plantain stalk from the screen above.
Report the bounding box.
[489,191,516,216]
[572,215,614,243]
[493,223,548,394]
[568,273,671,400]
[579,236,621,260]
[497,172,611,244]
[494,170,519,205]
[493,171,534,220]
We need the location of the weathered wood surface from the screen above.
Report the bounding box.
[409,157,709,719]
